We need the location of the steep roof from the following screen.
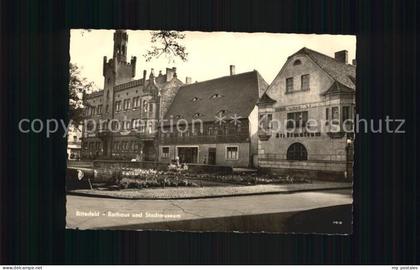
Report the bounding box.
[257,92,276,106]
[292,47,356,90]
[163,71,266,123]
[259,47,356,103]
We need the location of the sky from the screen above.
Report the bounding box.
[70,29,356,90]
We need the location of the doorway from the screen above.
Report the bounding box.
[208,147,216,165]
[177,147,198,163]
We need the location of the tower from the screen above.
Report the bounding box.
[113,30,128,62]
[100,29,137,157]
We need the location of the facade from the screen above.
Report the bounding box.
[257,48,355,180]
[81,30,184,160]
[67,125,82,160]
[158,67,268,167]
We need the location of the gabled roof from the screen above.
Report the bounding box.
[292,47,356,90]
[321,81,354,96]
[163,71,266,123]
[257,92,276,106]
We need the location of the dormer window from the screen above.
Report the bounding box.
[175,114,182,119]
[192,97,199,102]
[211,93,221,99]
[293,59,302,66]
[217,110,226,117]
[193,113,201,118]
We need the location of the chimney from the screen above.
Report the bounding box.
[130,56,136,77]
[352,59,357,66]
[230,65,236,76]
[166,67,174,82]
[143,70,147,84]
[334,50,348,64]
[185,77,192,84]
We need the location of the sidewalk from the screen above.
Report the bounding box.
[68,181,352,200]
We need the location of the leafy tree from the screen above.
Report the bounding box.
[69,63,94,127]
[143,31,188,63]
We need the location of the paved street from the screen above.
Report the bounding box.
[66,189,352,231]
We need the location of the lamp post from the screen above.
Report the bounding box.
[345,138,353,181]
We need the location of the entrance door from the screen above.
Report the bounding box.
[208,147,216,165]
[177,147,198,163]
[143,141,156,161]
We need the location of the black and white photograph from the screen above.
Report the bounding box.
[66,29,356,234]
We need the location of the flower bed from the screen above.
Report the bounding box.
[113,168,311,190]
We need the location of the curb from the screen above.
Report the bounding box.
[67,186,352,200]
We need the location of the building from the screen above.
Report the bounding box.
[257,47,355,180]
[67,125,82,160]
[158,67,268,167]
[81,30,184,160]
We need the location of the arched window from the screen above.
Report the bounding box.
[293,59,302,66]
[287,143,308,161]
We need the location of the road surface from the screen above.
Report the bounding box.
[66,189,352,232]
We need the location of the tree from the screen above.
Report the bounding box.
[69,63,95,127]
[143,31,188,63]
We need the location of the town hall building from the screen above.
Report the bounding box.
[81,30,184,161]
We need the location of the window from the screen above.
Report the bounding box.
[287,143,308,161]
[287,111,308,128]
[115,101,122,112]
[332,106,339,121]
[208,127,213,135]
[133,97,140,108]
[192,97,199,102]
[293,59,302,65]
[237,123,242,132]
[149,103,154,117]
[326,108,330,121]
[72,135,77,142]
[217,110,226,117]
[122,142,128,151]
[286,77,294,92]
[226,146,239,160]
[105,104,109,113]
[259,113,272,130]
[124,120,131,130]
[95,142,101,150]
[301,74,310,90]
[90,106,95,116]
[211,93,221,99]
[146,122,153,134]
[193,113,200,118]
[138,122,145,133]
[123,99,131,110]
[161,147,169,158]
[97,105,102,115]
[132,119,140,129]
[342,106,350,122]
[143,100,148,113]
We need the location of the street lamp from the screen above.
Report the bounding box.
[345,138,353,180]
